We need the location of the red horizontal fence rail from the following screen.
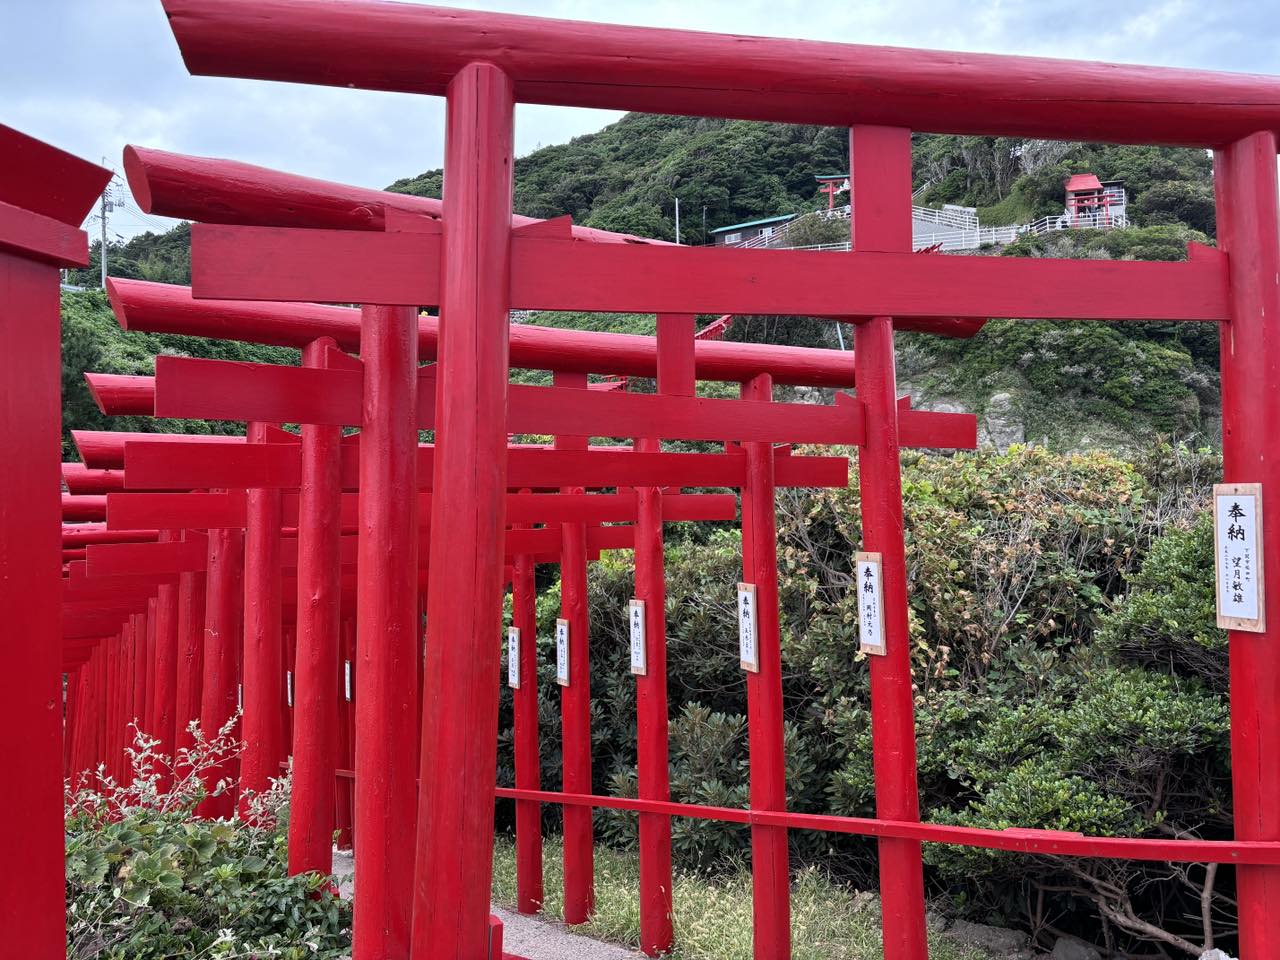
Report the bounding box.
[493,788,1280,866]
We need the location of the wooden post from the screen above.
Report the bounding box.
[1213,129,1280,960]
[0,130,107,955]
[144,600,157,736]
[740,372,791,960]
[96,648,109,774]
[174,558,207,779]
[511,534,544,914]
[289,336,344,875]
[198,524,244,819]
[130,612,148,778]
[336,615,356,851]
[411,61,515,959]
[240,422,285,815]
[108,627,124,779]
[153,535,181,789]
[555,369,595,926]
[353,303,419,959]
[850,124,929,960]
[633,314,694,955]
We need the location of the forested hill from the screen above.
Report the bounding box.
[64,114,1221,454]
[386,114,1215,242]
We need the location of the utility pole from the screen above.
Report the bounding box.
[97,168,114,289]
[674,197,681,245]
[99,189,108,288]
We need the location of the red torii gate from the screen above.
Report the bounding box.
[147,174,975,960]
[147,3,1280,959]
[0,125,110,953]
[88,251,888,947]
[84,383,742,881]
[93,293,883,957]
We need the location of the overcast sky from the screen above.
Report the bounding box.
[3,0,1278,238]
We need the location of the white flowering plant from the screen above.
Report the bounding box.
[65,718,350,959]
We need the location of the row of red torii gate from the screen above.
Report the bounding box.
[4,2,1280,959]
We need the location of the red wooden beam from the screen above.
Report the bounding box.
[86,538,208,577]
[107,491,248,529]
[154,354,868,445]
[1,124,112,226]
[159,0,1280,147]
[84,373,156,416]
[121,438,849,491]
[123,439,295,489]
[73,429,245,470]
[63,494,107,521]
[63,463,127,494]
[190,224,1229,322]
[495,787,1280,865]
[110,277,875,383]
[62,527,159,547]
[512,236,1229,322]
[126,144,654,245]
[0,199,96,266]
[196,225,440,306]
[105,490,736,530]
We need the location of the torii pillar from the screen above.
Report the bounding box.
[850,125,929,960]
[0,126,109,958]
[1214,130,1280,959]
[413,62,515,957]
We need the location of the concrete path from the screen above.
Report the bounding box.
[332,850,643,960]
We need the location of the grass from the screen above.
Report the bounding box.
[491,836,992,960]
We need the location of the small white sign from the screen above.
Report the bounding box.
[1214,483,1266,632]
[508,627,522,689]
[856,552,887,655]
[237,683,243,710]
[738,583,759,672]
[629,599,647,676]
[343,660,352,702]
[555,618,570,687]
[286,670,294,708]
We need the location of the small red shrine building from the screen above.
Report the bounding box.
[1064,173,1128,227]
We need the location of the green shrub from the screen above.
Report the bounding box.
[1098,511,1226,688]
[66,726,351,959]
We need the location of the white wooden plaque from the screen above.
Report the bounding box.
[344,660,353,702]
[1214,483,1266,632]
[856,552,887,655]
[508,627,522,689]
[556,618,571,686]
[286,670,294,708]
[738,582,759,672]
[629,599,647,676]
[237,683,243,710]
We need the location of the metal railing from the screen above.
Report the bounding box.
[726,199,1130,254]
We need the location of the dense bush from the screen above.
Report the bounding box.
[496,444,1235,955]
[66,724,350,959]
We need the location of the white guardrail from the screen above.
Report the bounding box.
[730,204,1129,254]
